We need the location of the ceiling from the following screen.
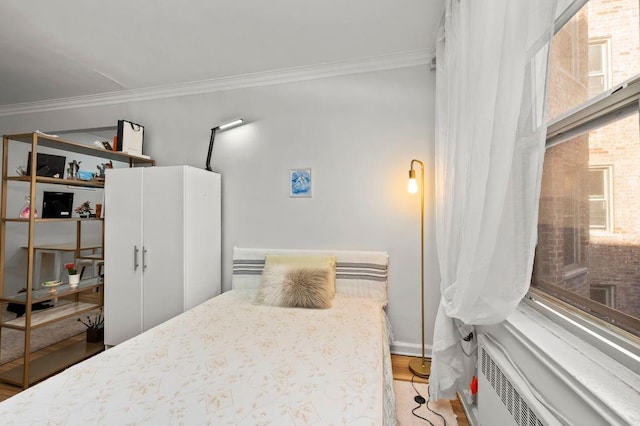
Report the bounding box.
[0,0,443,107]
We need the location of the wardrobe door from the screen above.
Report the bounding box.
[104,167,144,346]
[140,166,185,331]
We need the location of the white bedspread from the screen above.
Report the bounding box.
[0,290,394,425]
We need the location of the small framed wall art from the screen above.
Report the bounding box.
[290,168,312,198]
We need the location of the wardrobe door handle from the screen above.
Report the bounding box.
[143,247,148,270]
[134,245,140,271]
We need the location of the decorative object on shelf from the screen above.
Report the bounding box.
[68,274,80,287]
[117,119,145,156]
[407,158,430,378]
[15,165,26,176]
[42,191,74,218]
[74,201,93,218]
[95,203,103,219]
[18,196,37,218]
[93,140,113,150]
[96,161,112,181]
[86,327,104,343]
[42,280,63,293]
[289,168,312,198]
[27,152,66,178]
[77,170,95,181]
[205,118,245,171]
[65,263,80,287]
[67,160,81,179]
[78,309,104,343]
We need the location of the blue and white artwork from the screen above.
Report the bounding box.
[290,168,312,197]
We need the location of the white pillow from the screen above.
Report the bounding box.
[232,247,389,304]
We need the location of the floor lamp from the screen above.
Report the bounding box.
[407,159,431,378]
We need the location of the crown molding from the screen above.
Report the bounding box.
[0,49,433,117]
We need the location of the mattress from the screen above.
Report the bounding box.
[0,289,395,424]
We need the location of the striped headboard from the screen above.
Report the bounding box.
[232,247,389,303]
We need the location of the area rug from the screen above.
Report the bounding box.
[1,307,94,365]
[394,379,459,425]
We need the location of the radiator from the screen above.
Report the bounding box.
[477,335,560,426]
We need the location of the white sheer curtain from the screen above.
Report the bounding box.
[431,0,559,399]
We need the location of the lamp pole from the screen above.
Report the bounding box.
[408,159,430,378]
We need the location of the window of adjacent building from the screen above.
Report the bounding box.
[590,284,615,308]
[588,165,612,232]
[534,0,640,338]
[588,39,611,98]
[547,0,639,121]
[562,165,583,269]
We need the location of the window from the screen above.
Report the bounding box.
[536,108,639,336]
[588,39,611,98]
[588,166,612,232]
[590,285,615,308]
[547,1,639,120]
[533,0,640,338]
[548,12,587,120]
[562,164,583,269]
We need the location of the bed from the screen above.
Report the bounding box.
[0,247,395,424]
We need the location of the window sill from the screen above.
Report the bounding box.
[561,264,587,280]
[482,298,640,424]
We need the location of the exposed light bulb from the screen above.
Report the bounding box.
[408,178,418,194]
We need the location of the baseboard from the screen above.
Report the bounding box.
[390,340,432,357]
[458,390,479,426]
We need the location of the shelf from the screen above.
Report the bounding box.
[1,302,101,330]
[4,132,154,166]
[6,175,104,188]
[78,254,103,260]
[1,278,103,305]
[0,131,138,388]
[2,217,103,223]
[0,340,104,387]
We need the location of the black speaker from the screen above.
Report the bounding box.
[42,192,74,218]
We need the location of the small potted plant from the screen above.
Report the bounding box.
[78,310,104,343]
[75,201,93,218]
[65,262,80,287]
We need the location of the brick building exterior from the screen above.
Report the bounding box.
[586,0,640,320]
[535,0,639,333]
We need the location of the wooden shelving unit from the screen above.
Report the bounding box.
[0,340,104,387]
[0,131,154,388]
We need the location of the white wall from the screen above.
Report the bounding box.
[0,66,440,354]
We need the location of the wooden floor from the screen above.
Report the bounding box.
[1,344,468,424]
[392,354,470,425]
[0,333,87,401]
[0,291,101,401]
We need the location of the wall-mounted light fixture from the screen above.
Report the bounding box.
[205,118,245,171]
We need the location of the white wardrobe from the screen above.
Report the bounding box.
[104,166,221,346]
